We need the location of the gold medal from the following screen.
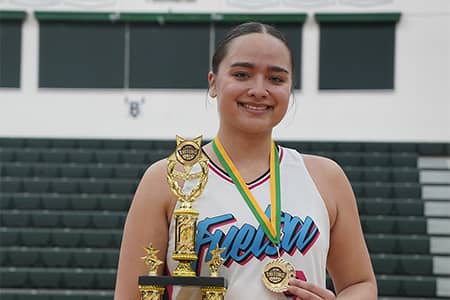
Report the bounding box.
[262,258,295,293]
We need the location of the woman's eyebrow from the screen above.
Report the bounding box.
[230,62,254,68]
[229,62,289,74]
[269,65,289,74]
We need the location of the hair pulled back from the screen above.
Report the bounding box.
[211,22,294,78]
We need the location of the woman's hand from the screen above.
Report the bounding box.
[287,278,336,300]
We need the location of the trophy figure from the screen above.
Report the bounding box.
[139,244,165,300]
[138,136,227,300]
[201,247,227,300]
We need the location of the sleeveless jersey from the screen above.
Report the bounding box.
[166,147,330,299]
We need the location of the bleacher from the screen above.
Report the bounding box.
[1,138,449,299]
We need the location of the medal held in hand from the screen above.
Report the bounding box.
[262,257,295,293]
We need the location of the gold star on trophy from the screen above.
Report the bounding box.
[142,243,163,276]
[206,247,225,277]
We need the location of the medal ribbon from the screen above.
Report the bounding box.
[212,137,281,244]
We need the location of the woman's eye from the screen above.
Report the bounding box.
[232,72,249,79]
[270,76,284,83]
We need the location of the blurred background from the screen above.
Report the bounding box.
[0,0,449,299]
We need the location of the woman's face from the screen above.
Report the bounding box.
[209,33,292,137]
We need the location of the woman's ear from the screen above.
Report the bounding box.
[208,71,217,98]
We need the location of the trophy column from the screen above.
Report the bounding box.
[172,208,199,276]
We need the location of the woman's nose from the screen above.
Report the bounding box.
[247,76,269,99]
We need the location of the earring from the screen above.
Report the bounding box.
[209,89,217,98]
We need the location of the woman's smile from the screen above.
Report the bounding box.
[238,102,274,112]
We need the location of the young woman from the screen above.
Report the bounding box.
[114,22,377,300]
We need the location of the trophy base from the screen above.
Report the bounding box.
[171,260,197,277]
[201,286,227,300]
[139,276,227,300]
[139,285,165,300]
[139,275,227,288]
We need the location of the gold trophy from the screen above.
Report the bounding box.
[138,136,227,300]
[201,247,227,299]
[167,135,209,277]
[139,244,165,300]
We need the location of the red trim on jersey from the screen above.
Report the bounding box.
[209,146,284,190]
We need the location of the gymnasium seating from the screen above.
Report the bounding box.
[1,138,449,300]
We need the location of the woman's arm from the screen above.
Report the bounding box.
[114,160,176,300]
[291,155,377,299]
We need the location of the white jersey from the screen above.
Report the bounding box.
[166,147,330,299]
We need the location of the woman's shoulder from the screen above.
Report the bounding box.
[142,158,168,180]
[302,154,344,177]
[279,147,344,176]
[301,154,354,228]
[132,158,176,212]
[133,158,168,196]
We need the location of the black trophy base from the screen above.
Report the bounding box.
[139,275,227,288]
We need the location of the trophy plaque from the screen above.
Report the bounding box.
[138,136,227,300]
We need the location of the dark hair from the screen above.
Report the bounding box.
[211,22,294,80]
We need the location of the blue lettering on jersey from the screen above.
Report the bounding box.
[195,205,319,271]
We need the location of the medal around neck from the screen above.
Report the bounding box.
[212,138,281,245]
[212,138,292,294]
[262,258,295,293]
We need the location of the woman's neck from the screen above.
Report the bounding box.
[207,129,273,182]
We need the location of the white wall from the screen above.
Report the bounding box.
[0,0,449,142]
